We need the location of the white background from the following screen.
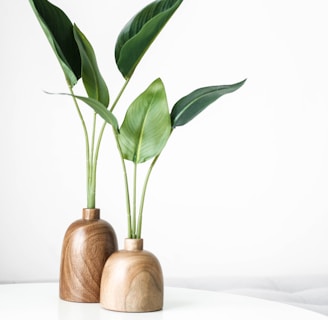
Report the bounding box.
[1,0,328,283]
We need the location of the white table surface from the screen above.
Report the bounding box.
[0,283,326,319]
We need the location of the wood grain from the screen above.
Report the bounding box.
[59,208,118,303]
[100,238,163,312]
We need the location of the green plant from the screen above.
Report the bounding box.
[30,0,246,238]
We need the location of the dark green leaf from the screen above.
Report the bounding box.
[73,25,110,107]
[119,78,171,163]
[171,79,246,128]
[115,0,183,79]
[29,0,81,86]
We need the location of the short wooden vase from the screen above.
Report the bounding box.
[59,208,118,303]
[100,238,163,312]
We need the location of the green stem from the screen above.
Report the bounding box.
[86,78,131,210]
[88,120,106,209]
[101,78,132,236]
[113,131,132,238]
[136,154,160,239]
[68,86,92,208]
[87,112,97,208]
[92,78,130,165]
[132,162,138,238]
[110,78,130,113]
[90,112,97,163]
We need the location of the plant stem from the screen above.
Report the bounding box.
[132,162,138,238]
[113,131,132,238]
[85,78,131,210]
[88,120,106,209]
[106,78,133,236]
[136,154,160,239]
[87,112,97,209]
[110,78,130,113]
[92,77,130,168]
[91,112,97,163]
[68,86,93,208]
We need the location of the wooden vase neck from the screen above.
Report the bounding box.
[124,238,143,251]
[82,208,100,220]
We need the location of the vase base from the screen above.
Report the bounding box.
[100,238,163,312]
[59,209,118,303]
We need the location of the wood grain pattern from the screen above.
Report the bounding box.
[100,238,163,312]
[59,208,118,303]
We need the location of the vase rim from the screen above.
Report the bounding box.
[82,208,100,220]
[124,238,143,251]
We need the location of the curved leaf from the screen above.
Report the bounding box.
[115,0,183,79]
[29,0,81,86]
[73,96,118,132]
[171,79,246,128]
[50,92,119,132]
[73,25,110,107]
[119,78,171,163]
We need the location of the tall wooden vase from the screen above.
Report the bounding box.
[59,208,118,303]
[100,238,163,312]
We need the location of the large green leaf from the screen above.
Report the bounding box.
[73,25,110,107]
[115,0,183,79]
[171,79,246,128]
[119,78,171,163]
[29,0,81,86]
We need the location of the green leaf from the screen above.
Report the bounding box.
[74,96,118,132]
[29,0,81,86]
[73,25,110,107]
[119,78,171,163]
[115,0,183,79]
[51,92,119,131]
[171,79,246,128]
